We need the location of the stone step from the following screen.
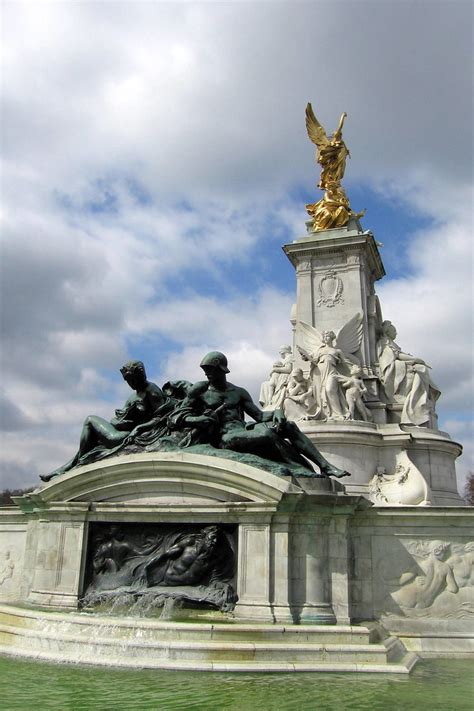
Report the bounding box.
[0,640,419,674]
[0,605,418,674]
[0,622,390,663]
[0,606,374,645]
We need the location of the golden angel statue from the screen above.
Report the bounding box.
[306,104,349,189]
[305,103,363,232]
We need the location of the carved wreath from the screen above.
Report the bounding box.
[317,270,344,308]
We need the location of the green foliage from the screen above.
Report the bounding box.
[463,472,474,505]
[0,487,34,506]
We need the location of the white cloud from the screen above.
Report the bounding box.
[3,2,472,196]
[376,209,473,492]
[1,1,472,491]
[377,212,473,414]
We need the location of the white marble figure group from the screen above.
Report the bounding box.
[260,315,440,427]
[376,320,440,427]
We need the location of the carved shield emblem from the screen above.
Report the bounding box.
[317,271,344,308]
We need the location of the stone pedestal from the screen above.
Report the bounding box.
[0,453,472,662]
[298,421,462,506]
[281,219,463,506]
[26,514,88,609]
[283,217,384,379]
[2,454,362,625]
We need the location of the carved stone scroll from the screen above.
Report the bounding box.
[368,452,431,506]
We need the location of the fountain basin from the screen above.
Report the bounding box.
[0,604,417,673]
[1,453,472,670]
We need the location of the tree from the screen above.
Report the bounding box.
[0,487,34,506]
[463,472,474,506]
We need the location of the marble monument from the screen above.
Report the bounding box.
[0,104,471,671]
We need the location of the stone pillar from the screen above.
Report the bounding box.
[269,519,292,622]
[283,219,385,377]
[26,505,89,609]
[289,514,336,624]
[235,522,274,620]
[328,514,352,624]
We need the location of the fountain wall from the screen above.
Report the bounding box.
[0,452,472,662]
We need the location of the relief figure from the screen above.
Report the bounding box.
[391,541,458,610]
[0,551,14,586]
[144,526,223,587]
[85,523,237,613]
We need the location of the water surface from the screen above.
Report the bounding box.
[0,656,472,710]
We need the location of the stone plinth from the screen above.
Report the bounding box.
[350,506,474,656]
[5,453,362,624]
[0,604,419,673]
[279,219,463,507]
[0,452,472,664]
[283,219,384,375]
[298,421,463,506]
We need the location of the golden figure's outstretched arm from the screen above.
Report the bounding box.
[333,112,347,141]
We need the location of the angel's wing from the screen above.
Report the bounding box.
[305,103,330,150]
[336,313,363,355]
[298,321,323,356]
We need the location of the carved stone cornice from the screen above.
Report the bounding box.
[283,229,385,282]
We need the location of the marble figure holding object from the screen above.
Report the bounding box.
[376,320,440,427]
[337,365,373,422]
[282,368,319,422]
[259,345,293,411]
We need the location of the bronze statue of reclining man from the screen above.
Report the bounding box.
[170,351,349,479]
[41,352,350,481]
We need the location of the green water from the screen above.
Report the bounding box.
[0,657,472,710]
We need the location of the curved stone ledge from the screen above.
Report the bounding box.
[299,421,463,505]
[0,604,418,673]
[27,452,304,507]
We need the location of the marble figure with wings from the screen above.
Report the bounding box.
[297,313,363,420]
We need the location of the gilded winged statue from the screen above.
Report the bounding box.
[305,103,363,232]
[306,104,349,189]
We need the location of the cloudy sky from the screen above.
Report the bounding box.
[1,0,472,492]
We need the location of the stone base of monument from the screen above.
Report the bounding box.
[280,221,464,511]
[299,420,463,506]
[0,452,472,671]
[0,604,418,673]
